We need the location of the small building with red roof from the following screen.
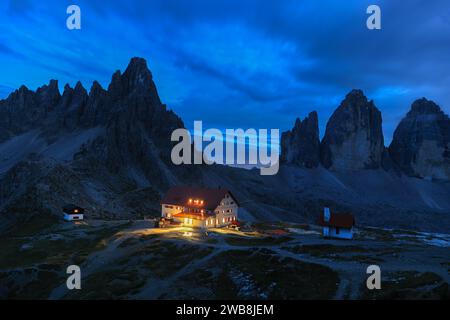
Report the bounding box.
[160,186,239,228]
[318,207,355,239]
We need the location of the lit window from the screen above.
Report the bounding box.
[222,218,225,223]
[205,220,208,226]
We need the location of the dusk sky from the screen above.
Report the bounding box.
[1,0,449,143]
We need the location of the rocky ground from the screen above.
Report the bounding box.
[0,218,448,300]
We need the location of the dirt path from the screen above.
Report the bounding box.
[48,221,450,300]
[132,247,226,299]
[48,231,136,299]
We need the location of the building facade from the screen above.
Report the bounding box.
[161,186,239,228]
[318,208,355,239]
[63,204,85,221]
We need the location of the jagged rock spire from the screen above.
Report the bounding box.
[107,57,161,105]
[320,89,384,170]
[281,111,320,168]
[389,98,450,180]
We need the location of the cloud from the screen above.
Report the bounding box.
[0,0,449,144]
[8,0,34,15]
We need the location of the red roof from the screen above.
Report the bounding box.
[318,212,355,228]
[231,220,241,226]
[161,186,239,211]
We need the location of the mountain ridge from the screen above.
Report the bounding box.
[0,57,449,234]
[282,90,450,180]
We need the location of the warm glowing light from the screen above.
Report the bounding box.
[74,209,79,213]
[188,199,192,203]
[200,200,204,205]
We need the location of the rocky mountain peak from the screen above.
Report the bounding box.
[36,79,59,95]
[389,98,449,180]
[61,82,87,97]
[107,70,123,98]
[59,84,74,104]
[281,111,320,168]
[17,85,30,94]
[10,85,33,100]
[73,81,85,93]
[36,80,61,112]
[63,83,72,92]
[107,57,159,102]
[90,80,104,95]
[320,89,384,170]
[7,85,36,108]
[71,82,88,104]
[124,57,151,77]
[346,89,366,100]
[409,98,443,116]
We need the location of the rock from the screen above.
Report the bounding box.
[62,81,88,130]
[102,58,185,188]
[1,58,450,236]
[0,57,195,229]
[389,98,450,180]
[381,147,398,172]
[80,81,109,126]
[107,57,161,105]
[320,89,384,170]
[281,111,320,168]
[35,80,61,113]
[0,85,39,133]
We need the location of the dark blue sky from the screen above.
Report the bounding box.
[1,0,449,143]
